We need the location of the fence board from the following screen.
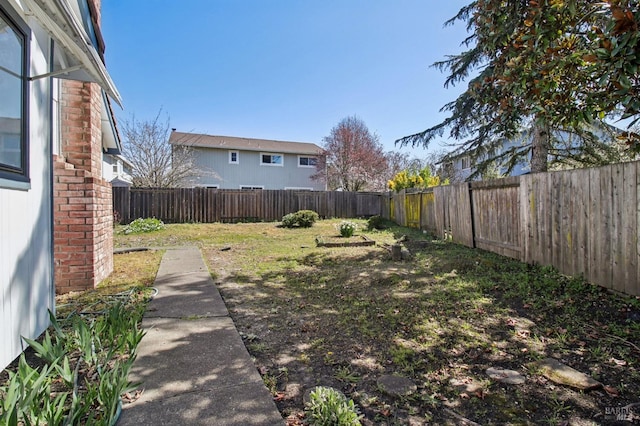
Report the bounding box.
[622,162,638,295]
[420,190,437,234]
[471,178,520,258]
[450,183,474,247]
[405,192,421,229]
[612,164,625,293]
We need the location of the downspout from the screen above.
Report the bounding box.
[48,38,56,314]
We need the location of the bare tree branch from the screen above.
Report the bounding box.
[120,109,204,188]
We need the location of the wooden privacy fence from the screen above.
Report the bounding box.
[384,162,640,297]
[113,187,382,224]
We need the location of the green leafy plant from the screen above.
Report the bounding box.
[366,215,387,230]
[305,386,362,426]
[122,217,165,234]
[337,221,357,237]
[281,210,319,228]
[0,299,147,425]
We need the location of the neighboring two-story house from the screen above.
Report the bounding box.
[169,131,326,190]
[446,124,625,181]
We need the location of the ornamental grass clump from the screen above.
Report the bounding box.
[122,217,165,234]
[337,221,357,237]
[305,386,362,426]
[0,298,146,425]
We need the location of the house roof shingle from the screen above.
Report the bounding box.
[169,131,323,155]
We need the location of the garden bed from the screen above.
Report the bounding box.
[315,235,376,248]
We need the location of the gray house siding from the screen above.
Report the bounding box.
[0,4,54,370]
[191,148,324,190]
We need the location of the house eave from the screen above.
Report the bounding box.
[23,0,122,105]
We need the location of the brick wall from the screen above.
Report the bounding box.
[53,80,113,294]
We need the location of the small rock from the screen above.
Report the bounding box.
[220,246,231,251]
[535,358,602,390]
[377,375,417,397]
[450,377,484,393]
[486,367,526,385]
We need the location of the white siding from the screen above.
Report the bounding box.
[0,9,54,369]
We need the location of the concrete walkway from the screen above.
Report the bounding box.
[118,247,283,425]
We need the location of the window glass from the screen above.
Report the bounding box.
[229,151,238,163]
[0,9,26,176]
[299,156,317,167]
[461,156,471,169]
[261,154,282,165]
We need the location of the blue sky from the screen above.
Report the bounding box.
[101,1,471,158]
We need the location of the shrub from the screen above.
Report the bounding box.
[337,221,357,237]
[122,217,165,234]
[366,215,387,230]
[280,210,319,228]
[305,386,362,426]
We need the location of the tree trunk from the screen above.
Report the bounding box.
[530,120,550,173]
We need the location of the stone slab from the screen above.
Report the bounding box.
[377,375,417,397]
[145,247,228,319]
[146,272,229,319]
[486,367,525,385]
[118,381,283,426]
[536,358,602,390]
[157,247,210,275]
[127,316,261,402]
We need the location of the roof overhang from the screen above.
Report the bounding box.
[23,0,122,105]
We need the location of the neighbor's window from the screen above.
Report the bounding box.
[0,7,28,183]
[298,156,317,167]
[260,153,283,166]
[229,150,239,164]
[461,156,471,169]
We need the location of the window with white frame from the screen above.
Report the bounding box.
[0,6,29,184]
[298,156,317,167]
[229,150,239,164]
[461,156,471,169]
[240,185,263,190]
[260,153,283,166]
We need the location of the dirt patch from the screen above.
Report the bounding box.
[204,223,640,425]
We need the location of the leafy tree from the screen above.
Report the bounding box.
[397,0,640,177]
[314,116,389,191]
[120,110,201,188]
[388,165,448,192]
